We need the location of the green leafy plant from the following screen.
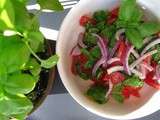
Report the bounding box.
[117,0,160,49]
[0,0,63,119]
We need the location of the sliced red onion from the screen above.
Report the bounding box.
[107,66,124,74]
[143,36,154,45]
[115,29,125,41]
[107,57,120,64]
[92,33,109,68]
[141,63,153,72]
[105,79,113,98]
[140,64,147,79]
[141,38,160,55]
[70,45,81,56]
[92,33,108,59]
[131,69,144,79]
[92,57,106,76]
[156,65,160,80]
[78,32,87,48]
[123,43,134,75]
[130,50,158,70]
[109,39,122,59]
[131,49,140,58]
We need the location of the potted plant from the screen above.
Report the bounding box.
[0,0,63,119]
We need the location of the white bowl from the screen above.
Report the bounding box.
[56,0,160,119]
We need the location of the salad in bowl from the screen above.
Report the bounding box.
[71,0,160,104]
[57,0,160,119]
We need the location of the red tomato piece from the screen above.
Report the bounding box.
[143,55,152,64]
[145,71,160,90]
[79,15,91,26]
[107,7,119,24]
[117,40,126,60]
[122,86,141,99]
[110,72,125,84]
[71,54,88,75]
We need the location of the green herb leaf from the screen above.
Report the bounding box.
[90,46,101,59]
[112,84,123,94]
[93,10,107,22]
[126,28,143,49]
[0,0,15,30]
[138,22,160,37]
[95,21,106,31]
[153,45,160,63]
[87,85,107,104]
[123,76,144,87]
[4,73,36,94]
[111,84,124,103]
[119,0,136,21]
[0,93,33,116]
[41,54,59,68]
[37,0,63,11]
[84,33,97,47]
[112,94,124,103]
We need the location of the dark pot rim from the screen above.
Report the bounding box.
[29,40,56,114]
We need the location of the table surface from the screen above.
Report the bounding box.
[28,0,160,119]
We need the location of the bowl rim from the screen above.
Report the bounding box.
[56,0,160,119]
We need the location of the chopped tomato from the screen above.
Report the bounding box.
[79,15,96,26]
[71,54,88,75]
[151,60,157,69]
[100,72,125,85]
[107,7,119,24]
[144,71,160,90]
[122,86,141,99]
[110,72,125,84]
[143,55,152,64]
[117,40,126,60]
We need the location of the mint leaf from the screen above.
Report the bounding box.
[123,76,144,87]
[93,10,108,22]
[126,28,143,49]
[84,33,97,46]
[0,0,15,30]
[138,22,160,37]
[37,0,63,11]
[41,54,59,68]
[90,46,101,59]
[112,94,124,103]
[129,7,143,22]
[87,85,107,104]
[153,45,160,63]
[112,84,123,94]
[119,0,136,21]
[111,84,124,103]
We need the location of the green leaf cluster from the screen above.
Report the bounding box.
[117,0,160,49]
[0,0,63,119]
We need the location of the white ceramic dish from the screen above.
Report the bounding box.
[56,0,160,119]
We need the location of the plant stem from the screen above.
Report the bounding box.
[25,42,42,62]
